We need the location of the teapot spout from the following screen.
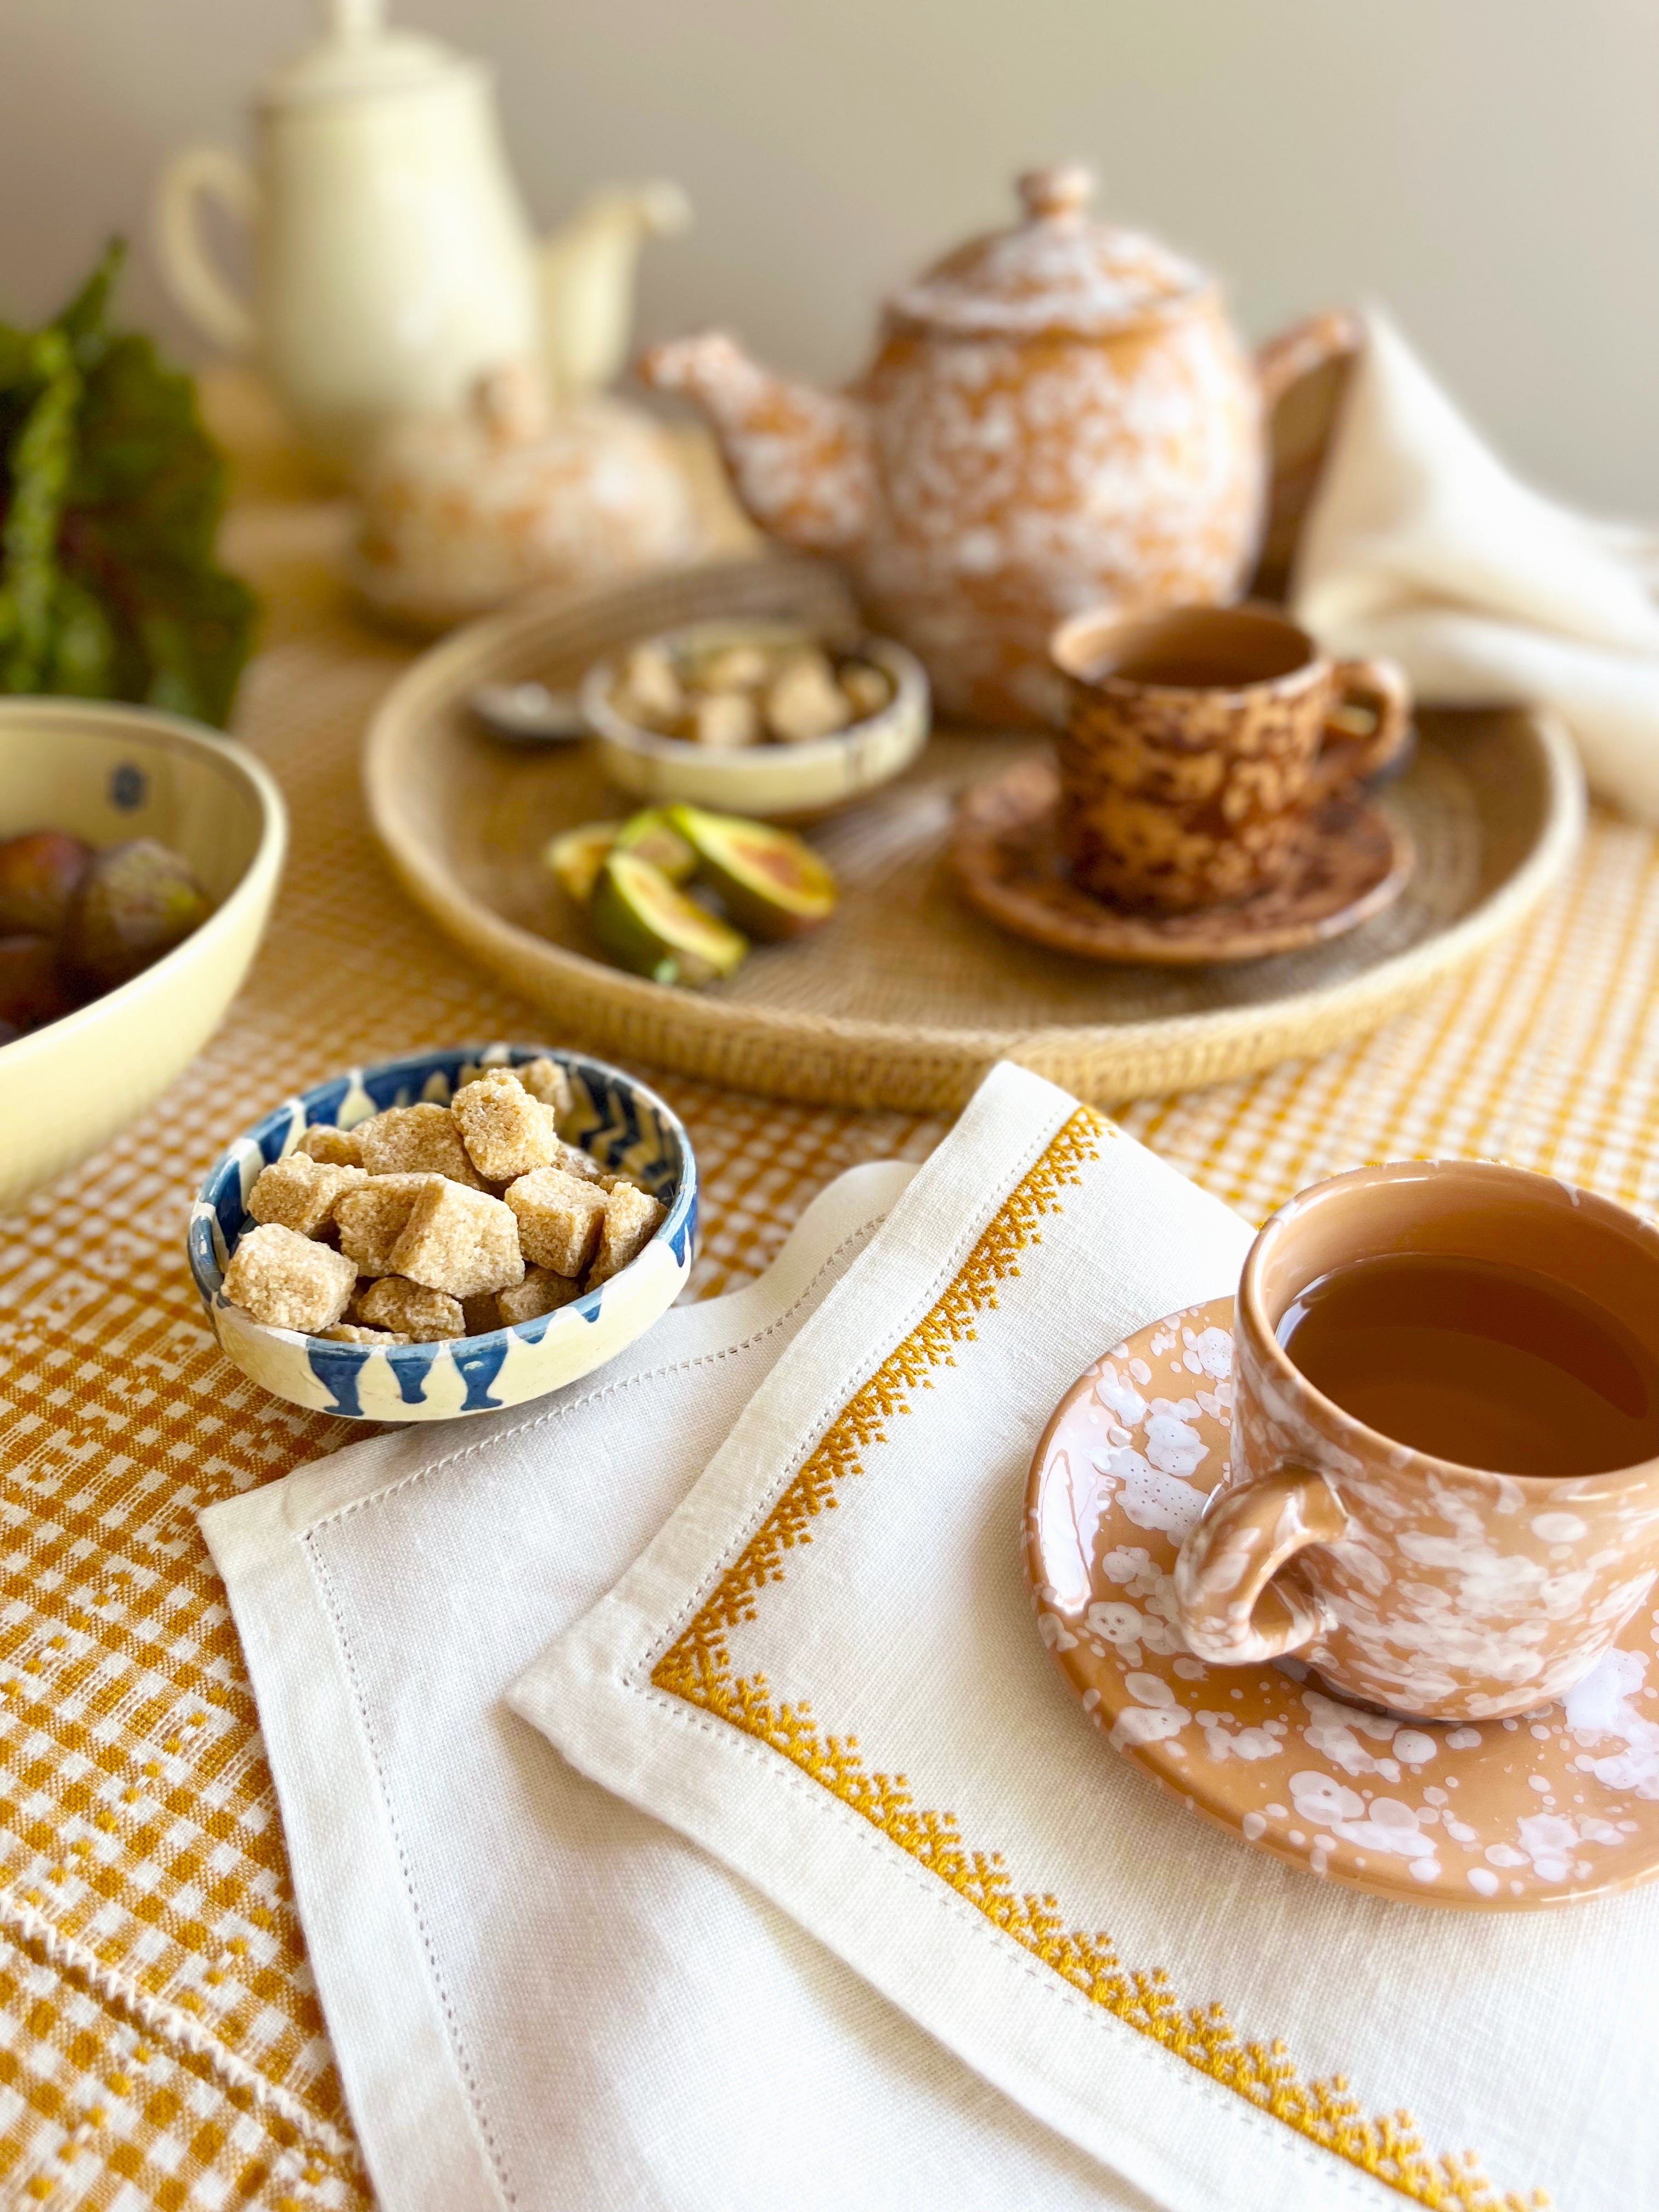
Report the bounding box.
[641,332,875,558]
[540,181,692,404]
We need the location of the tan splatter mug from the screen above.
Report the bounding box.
[1171,1161,1659,1722]
[1047,602,1410,913]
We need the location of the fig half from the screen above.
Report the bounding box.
[589,853,749,988]
[612,808,698,883]
[545,821,623,905]
[667,805,838,940]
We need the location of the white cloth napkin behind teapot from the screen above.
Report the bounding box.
[199,1159,1149,2212]
[518,1060,1659,2212]
[1293,308,1659,822]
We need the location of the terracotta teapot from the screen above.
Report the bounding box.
[644,166,1353,726]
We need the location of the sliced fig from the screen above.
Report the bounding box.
[544,820,623,905]
[667,805,838,940]
[589,852,749,988]
[612,808,698,883]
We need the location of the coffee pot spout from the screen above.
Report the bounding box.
[540,181,692,405]
[640,332,876,557]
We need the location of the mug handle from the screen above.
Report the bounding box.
[1171,1465,1348,1665]
[1308,657,1412,802]
[154,145,260,355]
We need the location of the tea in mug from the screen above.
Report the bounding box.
[1276,1251,1659,1477]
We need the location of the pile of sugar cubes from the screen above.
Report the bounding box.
[219,1058,667,1343]
[613,636,891,748]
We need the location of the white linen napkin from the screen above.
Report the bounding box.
[200,1159,1149,2212]
[1293,308,1659,822]
[518,1060,1659,2212]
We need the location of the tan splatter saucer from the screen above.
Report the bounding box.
[1025,1296,1659,1910]
[953,755,1413,964]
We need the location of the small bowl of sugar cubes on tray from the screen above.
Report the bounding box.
[580,618,930,821]
[188,1045,696,1420]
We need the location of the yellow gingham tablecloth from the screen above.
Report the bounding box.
[3,424,1659,2210]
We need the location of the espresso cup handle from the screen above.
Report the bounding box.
[1171,1465,1348,1665]
[1309,656,1412,801]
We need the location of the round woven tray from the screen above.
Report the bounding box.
[363,555,1584,1113]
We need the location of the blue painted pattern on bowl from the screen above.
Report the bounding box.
[188,1044,698,1421]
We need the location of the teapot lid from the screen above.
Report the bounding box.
[884,166,1207,340]
[262,0,475,105]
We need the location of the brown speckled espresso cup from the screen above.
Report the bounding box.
[1048,601,1410,915]
[1171,1161,1659,1723]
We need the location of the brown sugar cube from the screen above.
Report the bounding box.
[388,1179,525,1300]
[223,1223,357,1334]
[497,1266,585,1325]
[588,1181,668,1286]
[454,1066,558,1182]
[551,1135,606,1184]
[505,1165,608,1277]
[295,1122,364,1169]
[599,1164,649,1193]
[357,1103,487,1188]
[462,1293,501,1335]
[840,661,891,720]
[617,641,684,726]
[321,1322,411,1345]
[699,642,773,691]
[516,1057,573,1121]
[691,691,761,748]
[334,1174,443,1274]
[356,1276,466,1341]
[247,1152,369,1238]
[764,649,852,743]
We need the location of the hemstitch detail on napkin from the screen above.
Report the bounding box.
[652,1110,1543,2212]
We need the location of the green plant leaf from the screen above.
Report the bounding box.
[0,238,257,725]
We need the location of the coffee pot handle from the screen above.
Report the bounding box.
[154,146,261,356]
[1310,657,1413,799]
[1171,1465,1348,1665]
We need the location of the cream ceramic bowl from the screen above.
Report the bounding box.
[189,1044,697,1421]
[580,619,930,821]
[0,699,286,1214]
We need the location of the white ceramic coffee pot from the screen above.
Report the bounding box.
[154,0,688,469]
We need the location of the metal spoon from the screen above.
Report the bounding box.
[470,680,586,744]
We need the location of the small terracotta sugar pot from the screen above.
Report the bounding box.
[645,166,1355,727]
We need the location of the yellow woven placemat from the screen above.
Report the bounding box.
[2,450,1658,2208]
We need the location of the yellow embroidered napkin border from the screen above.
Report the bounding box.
[511,1070,1561,2212]
[648,1108,1532,2211]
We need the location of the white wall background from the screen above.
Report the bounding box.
[3,0,1656,509]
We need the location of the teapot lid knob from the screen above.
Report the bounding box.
[268,0,460,100]
[471,362,550,448]
[1017,165,1096,223]
[323,0,386,35]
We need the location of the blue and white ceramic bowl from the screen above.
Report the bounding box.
[188,1044,697,1422]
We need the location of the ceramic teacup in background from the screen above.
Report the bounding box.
[1171,1161,1659,1723]
[1047,601,1410,913]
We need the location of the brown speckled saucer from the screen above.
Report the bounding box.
[953,756,1413,964]
[1025,1297,1659,1911]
